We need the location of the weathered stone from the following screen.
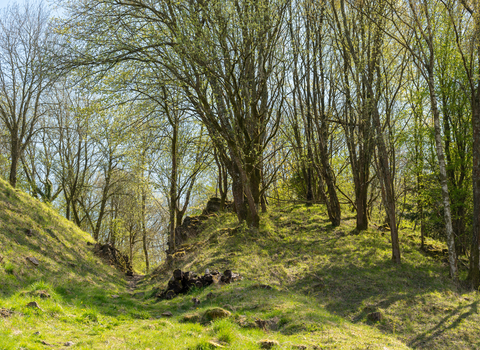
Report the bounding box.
[64,341,75,346]
[28,290,50,299]
[0,308,13,318]
[367,311,383,322]
[182,313,201,323]
[203,308,231,322]
[255,317,280,331]
[26,301,42,310]
[162,311,173,317]
[251,284,273,290]
[208,340,225,348]
[192,297,201,306]
[26,257,39,266]
[258,339,280,349]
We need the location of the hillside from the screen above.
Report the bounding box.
[1,178,479,349]
[146,206,480,350]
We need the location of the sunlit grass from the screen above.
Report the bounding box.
[1,176,478,349]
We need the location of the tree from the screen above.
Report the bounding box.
[0,1,54,188]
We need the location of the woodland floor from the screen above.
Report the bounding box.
[0,177,479,349]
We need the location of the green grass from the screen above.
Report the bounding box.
[0,176,478,349]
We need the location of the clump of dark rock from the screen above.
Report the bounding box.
[0,308,13,318]
[367,311,383,322]
[93,243,133,275]
[156,269,241,300]
[171,197,234,249]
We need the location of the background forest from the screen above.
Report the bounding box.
[1,0,480,288]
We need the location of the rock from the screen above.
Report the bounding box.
[202,197,224,215]
[203,308,231,322]
[367,311,383,322]
[64,341,75,346]
[182,313,201,323]
[93,243,133,275]
[192,297,201,306]
[258,339,279,349]
[0,308,13,318]
[33,331,40,335]
[26,301,42,310]
[26,290,50,299]
[255,317,280,331]
[111,295,120,299]
[26,257,39,266]
[164,290,176,300]
[208,340,225,348]
[162,311,173,317]
[251,284,273,290]
[41,340,52,346]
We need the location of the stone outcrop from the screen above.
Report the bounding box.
[174,197,234,248]
[93,243,133,275]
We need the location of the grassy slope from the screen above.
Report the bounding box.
[148,205,480,350]
[0,176,477,349]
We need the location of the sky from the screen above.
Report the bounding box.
[0,0,61,16]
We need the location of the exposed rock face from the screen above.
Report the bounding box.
[174,216,203,248]
[156,269,241,300]
[93,243,133,275]
[173,197,234,248]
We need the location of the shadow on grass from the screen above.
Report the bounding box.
[408,301,478,349]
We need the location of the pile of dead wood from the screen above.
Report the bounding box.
[157,269,241,300]
[93,243,133,276]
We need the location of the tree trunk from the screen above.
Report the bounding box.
[93,156,112,241]
[168,121,178,253]
[141,190,149,274]
[427,70,458,283]
[470,87,480,288]
[9,136,19,188]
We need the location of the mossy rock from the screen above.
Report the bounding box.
[202,308,231,322]
[182,313,201,323]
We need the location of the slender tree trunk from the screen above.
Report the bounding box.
[9,136,19,188]
[427,69,458,282]
[93,156,112,241]
[470,88,480,288]
[141,190,149,274]
[168,121,178,253]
